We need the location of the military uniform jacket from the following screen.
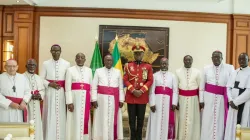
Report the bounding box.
[123,61,153,104]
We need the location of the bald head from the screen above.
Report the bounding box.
[239,53,249,59]
[238,53,249,68]
[6,59,17,66]
[75,53,86,66]
[5,59,18,75]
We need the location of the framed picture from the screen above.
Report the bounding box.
[99,25,169,72]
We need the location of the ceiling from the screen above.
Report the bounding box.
[0,0,28,5]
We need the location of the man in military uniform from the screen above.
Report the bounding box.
[124,45,153,140]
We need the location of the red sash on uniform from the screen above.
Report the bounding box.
[97,85,119,140]
[47,80,65,90]
[155,86,175,139]
[5,96,28,122]
[71,83,91,134]
[31,90,43,117]
[205,83,228,126]
[179,89,199,96]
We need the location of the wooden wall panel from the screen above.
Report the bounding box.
[232,31,250,68]
[0,6,3,72]
[4,5,250,70]
[232,15,250,68]
[0,6,3,37]
[3,12,14,36]
[33,7,233,66]
[14,23,33,73]
[0,37,2,72]
[14,11,33,22]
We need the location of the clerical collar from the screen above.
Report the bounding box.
[53,58,60,62]
[77,65,84,68]
[240,66,249,71]
[214,63,222,68]
[134,61,142,65]
[25,71,34,76]
[105,67,112,71]
[6,73,16,78]
[161,70,167,73]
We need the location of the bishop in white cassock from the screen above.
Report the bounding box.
[0,59,31,122]
[200,51,234,140]
[65,53,92,140]
[92,55,124,140]
[41,44,70,140]
[23,59,44,140]
[146,58,178,140]
[225,53,250,140]
[175,55,201,140]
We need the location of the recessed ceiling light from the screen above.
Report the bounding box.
[17,0,20,2]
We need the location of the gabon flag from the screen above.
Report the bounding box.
[112,36,123,77]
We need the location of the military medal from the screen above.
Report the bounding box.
[130,66,134,72]
[142,67,148,80]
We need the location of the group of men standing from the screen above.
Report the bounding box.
[146,51,250,140]
[0,42,249,140]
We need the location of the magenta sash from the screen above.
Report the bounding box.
[47,80,65,90]
[31,90,43,117]
[179,89,199,96]
[205,83,228,127]
[155,86,175,139]
[71,83,91,135]
[97,85,119,140]
[5,96,28,122]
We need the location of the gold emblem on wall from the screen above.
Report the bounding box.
[108,34,159,64]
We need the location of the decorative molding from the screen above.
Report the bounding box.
[0,7,3,37]
[232,14,250,68]
[5,6,250,67]
[14,22,33,72]
[14,11,34,22]
[233,14,250,30]
[3,12,14,36]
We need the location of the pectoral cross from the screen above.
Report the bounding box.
[12,86,16,92]
[80,84,84,89]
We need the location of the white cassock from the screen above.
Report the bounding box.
[0,72,31,122]
[175,67,201,140]
[65,66,92,140]
[92,67,124,140]
[41,58,70,140]
[224,66,250,140]
[23,72,45,140]
[146,70,178,140]
[200,63,234,140]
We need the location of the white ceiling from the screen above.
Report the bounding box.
[0,0,28,5]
